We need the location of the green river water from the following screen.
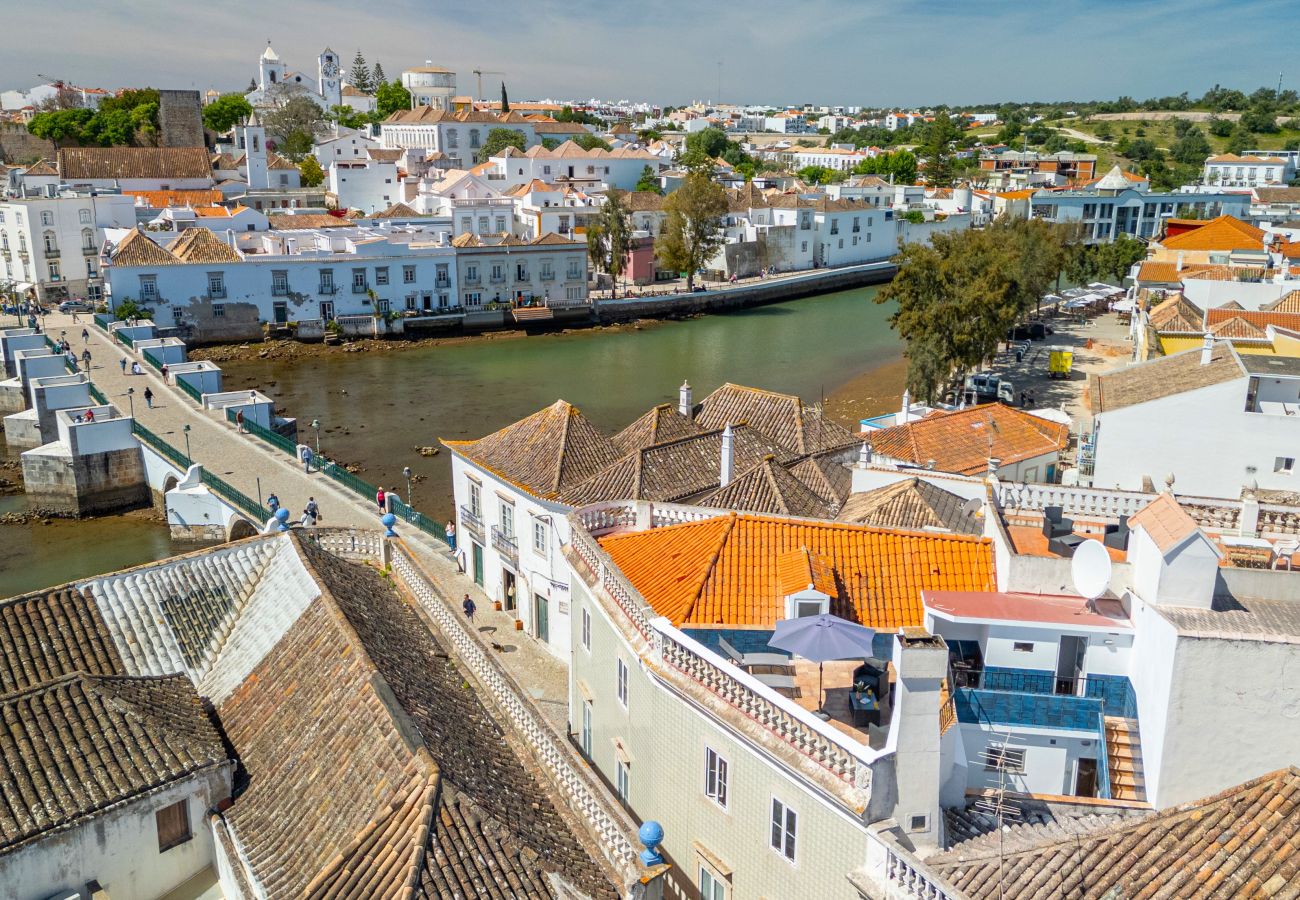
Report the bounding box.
[0,285,903,595]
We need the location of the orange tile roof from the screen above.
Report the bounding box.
[1264,290,1300,313]
[123,189,223,209]
[1208,315,1268,340]
[1159,215,1266,253]
[1205,307,1300,333]
[867,405,1069,476]
[1128,492,1201,554]
[1206,153,1285,164]
[599,513,996,629]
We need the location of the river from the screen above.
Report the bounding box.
[0,284,906,594]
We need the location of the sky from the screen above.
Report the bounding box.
[0,0,1287,108]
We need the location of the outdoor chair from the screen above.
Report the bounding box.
[718,636,790,671]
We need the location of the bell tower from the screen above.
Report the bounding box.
[318,48,342,107]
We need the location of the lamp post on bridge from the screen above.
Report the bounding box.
[182,424,191,461]
[311,418,321,458]
[403,465,413,506]
[125,387,134,417]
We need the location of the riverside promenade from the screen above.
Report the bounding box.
[45,310,572,729]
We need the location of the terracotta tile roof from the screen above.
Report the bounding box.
[1158,215,1266,252]
[441,399,621,499]
[562,424,796,505]
[59,146,212,180]
[1257,187,1300,204]
[835,477,982,535]
[530,231,578,246]
[1148,293,1205,333]
[775,545,838,597]
[698,455,837,519]
[693,383,859,456]
[1265,290,1300,313]
[168,226,242,263]
[267,151,297,171]
[1090,343,1245,415]
[366,148,403,163]
[1209,315,1269,339]
[599,512,996,629]
[1135,261,1184,283]
[867,405,1069,476]
[611,403,701,455]
[109,227,184,266]
[1217,299,1245,310]
[267,213,351,229]
[211,151,242,170]
[1206,153,1286,164]
[374,201,420,218]
[0,672,227,853]
[622,191,667,212]
[788,454,852,507]
[1206,307,1300,333]
[1128,491,1202,554]
[0,586,125,693]
[928,766,1300,900]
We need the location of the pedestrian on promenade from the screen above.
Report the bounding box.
[119,357,127,375]
[65,351,78,371]
[301,497,319,527]
[235,409,245,433]
[131,361,142,376]
[300,445,314,472]
[462,594,476,621]
[81,349,91,369]
[71,310,79,324]
[376,486,387,512]
[160,363,168,380]
[446,519,456,551]
[81,328,89,344]
[1027,390,1036,409]
[143,387,154,409]
[267,492,280,513]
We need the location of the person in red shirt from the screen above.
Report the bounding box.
[376,486,387,512]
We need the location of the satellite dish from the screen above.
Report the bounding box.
[960,497,983,518]
[1071,539,1112,601]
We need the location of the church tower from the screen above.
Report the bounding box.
[240,112,269,189]
[259,43,286,92]
[318,48,342,107]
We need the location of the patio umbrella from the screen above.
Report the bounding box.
[767,614,876,716]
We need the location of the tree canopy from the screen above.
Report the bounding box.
[263,95,328,159]
[851,149,918,184]
[587,191,633,295]
[298,156,325,187]
[374,80,411,120]
[28,88,160,148]
[635,165,661,193]
[478,127,527,163]
[655,170,728,290]
[572,133,611,152]
[202,94,253,135]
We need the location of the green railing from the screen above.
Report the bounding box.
[132,420,191,469]
[132,420,264,522]
[226,408,298,456]
[141,348,164,371]
[318,457,380,501]
[117,330,134,348]
[88,384,108,405]
[176,377,204,403]
[93,313,114,331]
[389,496,448,543]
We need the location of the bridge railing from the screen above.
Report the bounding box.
[131,420,264,522]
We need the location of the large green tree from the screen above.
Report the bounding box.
[852,150,918,184]
[374,80,411,119]
[298,156,325,187]
[203,94,254,135]
[350,50,372,93]
[655,170,728,291]
[263,95,328,158]
[572,133,611,152]
[920,113,960,187]
[478,127,527,163]
[634,165,661,193]
[28,88,160,148]
[586,191,634,296]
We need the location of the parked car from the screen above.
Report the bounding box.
[57,300,91,313]
[963,373,1015,405]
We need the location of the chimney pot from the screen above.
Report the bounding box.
[1201,333,1214,365]
[720,423,735,487]
[678,380,693,419]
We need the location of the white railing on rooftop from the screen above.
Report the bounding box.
[568,512,883,795]
[994,481,1151,520]
[885,849,957,900]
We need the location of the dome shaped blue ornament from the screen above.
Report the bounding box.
[638,820,664,866]
[381,512,397,537]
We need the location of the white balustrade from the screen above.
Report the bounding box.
[885,849,956,899]
[305,527,384,561]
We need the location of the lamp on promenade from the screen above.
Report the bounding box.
[182,424,191,461]
[403,465,413,505]
[125,387,134,416]
[311,418,321,457]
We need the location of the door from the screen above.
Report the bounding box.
[422,293,433,311]
[503,570,516,611]
[535,593,549,643]
[273,301,288,324]
[1075,758,1098,797]
[1056,635,1087,695]
[319,300,335,321]
[471,542,484,587]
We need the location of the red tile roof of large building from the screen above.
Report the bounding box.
[867,405,1069,476]
[1158,215,1266,253]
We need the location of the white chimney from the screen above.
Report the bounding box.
[858,442,872,468]
[1201,333,1214,365]
[679,380,693,419]
[890,628,949,851]
[900,387,911,421]
[720,423,734,487]
[1176,251,1185,273]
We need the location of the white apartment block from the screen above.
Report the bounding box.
[328,158,401,214]
[1202,153,1293,187]
[381,108,538,169]
[0,194,136,303]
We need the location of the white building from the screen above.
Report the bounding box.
[401,63,457,110]
[451,231,589,307]
[312,127,383,168]
[489,143,666,193]
[0,81,108,111]
[1202,153,1293,188]
[244,43,343,110]
[328,157,400,214]
[1084,339,1300,498]
[0,193,135,303]
[381,107,537,169]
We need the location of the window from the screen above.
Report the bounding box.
[406,294,417,311]
[375,266,389,285]
[1013,641,1035,652]
[139,275,157,301]
[81,228,94,250]
[470,129,481,149]
[616,759,630,802]
[464,291,482,306]
[540,260,554,280]
[699,866,728,900]
[478,216,489,233]
[581,607,591,650]
[47,262,60,281]
[491,263,503,282]
[320,269,335,292]
[770,798,797,862]
[516,263,528,281]
[567,259,582,280]
[79,208,92,224]
[500,502,514,538]
[156,799,191,852]
[617,658,628,707]
[495,216,507,232]
[581,700,593,756]
[1277,457,1295,475]
[43,231,57,252]
[705,747,728,809]
[468,481,481,518]
[465,263,479,283]
[40,211,53,226]
[403,265,416,283]
[446,129,458,149]
[376,298,390,313]
[212,303,226,318]
[272,270,288,295]
[985,745,1025,773]
[352,268,368,292]
[435,263,449,286]
[909,814,930,833]
[207,272,225,298]
[532,519,547,554]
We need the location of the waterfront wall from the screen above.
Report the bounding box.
[592,262,897,324]
[22,444,151,515]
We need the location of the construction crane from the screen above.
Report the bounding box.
[472,69,504,106]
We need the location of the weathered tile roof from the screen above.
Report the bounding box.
[836,477,982,535]
[267,213,351,229]
[59,146,212,181]
[621,191,667,212]
[561,424,796,505]
[1206,307,1300,334]
[1158,215,1266,253]
[124,189,224,208]
[788,454,853,508]
[943,799,1149,855]
[442,399,622,499]
[1209,315,1269,340]
[0,672,227,853]
[599,512,996,628]
[374,201,420,218]
[610,403,701,456]
[698,455,836,519]
[1089,344,1245,415]
[1128,491,1202,554]
[1148,293,1205,333]
[928,766,1300,899]
[20,159,57,177]
[1264,290,1300,313]
[867,405,1069,476]
[0,587,124,693]
[168,226,242,264]
[693,383,859,456]
[109,227,184,266]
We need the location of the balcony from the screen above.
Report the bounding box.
[44,247,60,258]
[491,525,518,563]
[351,283,369,294]
[435,278,450,289]
[82,245,98,256]
[207,287,227,299]
[539,271,555,281]
[464,274,480,285]
[954,686,1102,731]
[459,504,483,540]
[319,284,338,295]
[490,275,505,284]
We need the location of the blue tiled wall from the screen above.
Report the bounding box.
[1085,674,1139,719]
[684,629,895,661]
[955,688,1104,731]
[975,667,1137,719]
[983,666,1055,694]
